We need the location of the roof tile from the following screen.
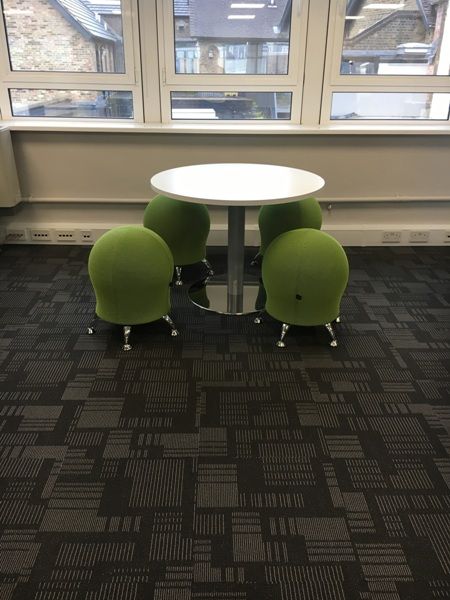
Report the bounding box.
[54,0,119,41]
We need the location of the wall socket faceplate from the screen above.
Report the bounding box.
[409,230,430,243]
[5,228,28,242]
[4,227,104,245]
[79,230,94,243]
[30,229,53,242]
[55,230,78,243]
[382,231,402,243]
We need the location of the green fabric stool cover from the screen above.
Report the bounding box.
[261,228,349,347]
[88,225,178,350]
[258,196,322,256]
[143,194,212,285]
[143,194,210,266]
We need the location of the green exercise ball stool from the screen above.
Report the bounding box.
[257,228,349,348]
[87,225,178,351]
[143,194,213,286]
[252,196,322,265]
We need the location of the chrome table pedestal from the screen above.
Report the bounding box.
[188,206,264,315]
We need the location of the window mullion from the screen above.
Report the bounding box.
[301,0,330,126]
[139,0,162,123]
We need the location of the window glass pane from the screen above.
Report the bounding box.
[173,0,292,75]
[2,0,125,73]
[331,92,450,120]
[171,91,292,119]
[10,89,133,118]
[341,0,450,76]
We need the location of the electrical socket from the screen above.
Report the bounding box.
[409,230,430,243]
[5,228,28,242]
[30,229,52,242]
[442,231,450,243]
[55,229,77,243]
[382,231,401,243]
[79,230,94,243]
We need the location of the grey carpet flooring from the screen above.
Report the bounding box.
[0,244,449,600]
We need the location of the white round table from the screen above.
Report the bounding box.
[151,163,325,314]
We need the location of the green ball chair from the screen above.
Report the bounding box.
[143,194,213,286]
[252,197,322,265]
[258,228,349,348]
[87,225,178,351]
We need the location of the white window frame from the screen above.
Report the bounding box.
[161,85,299,124]
[138,0,162,123]
[0,0,143,120]
[0,0,448,131]
[5,83,143,121]
[154,0,308,124]
[320,0,450,125]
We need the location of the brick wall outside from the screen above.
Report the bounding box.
[11,89,100,105]
[199,44,224,74]
[175,17,192,39]
[343,0,449,76]
[4,0,113,113]
[10,89,103,117]
[197,42,288,75]
[4,0,97,72]
[346,14,427,51]
[266,53,288,75]
[347,0,421,41]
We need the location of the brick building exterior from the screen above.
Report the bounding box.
[4,0,125,116]
[174,0,291,76]
[343,0,449,75]
[4,0,119,72]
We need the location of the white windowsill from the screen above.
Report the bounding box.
[2,120,450,135]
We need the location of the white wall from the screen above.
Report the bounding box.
[2,131,450,245]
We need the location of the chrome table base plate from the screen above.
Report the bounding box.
[189,280,265,315]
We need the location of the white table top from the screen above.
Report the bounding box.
[150,163,325,206]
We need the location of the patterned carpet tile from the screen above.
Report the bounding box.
[0,245,449,600]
